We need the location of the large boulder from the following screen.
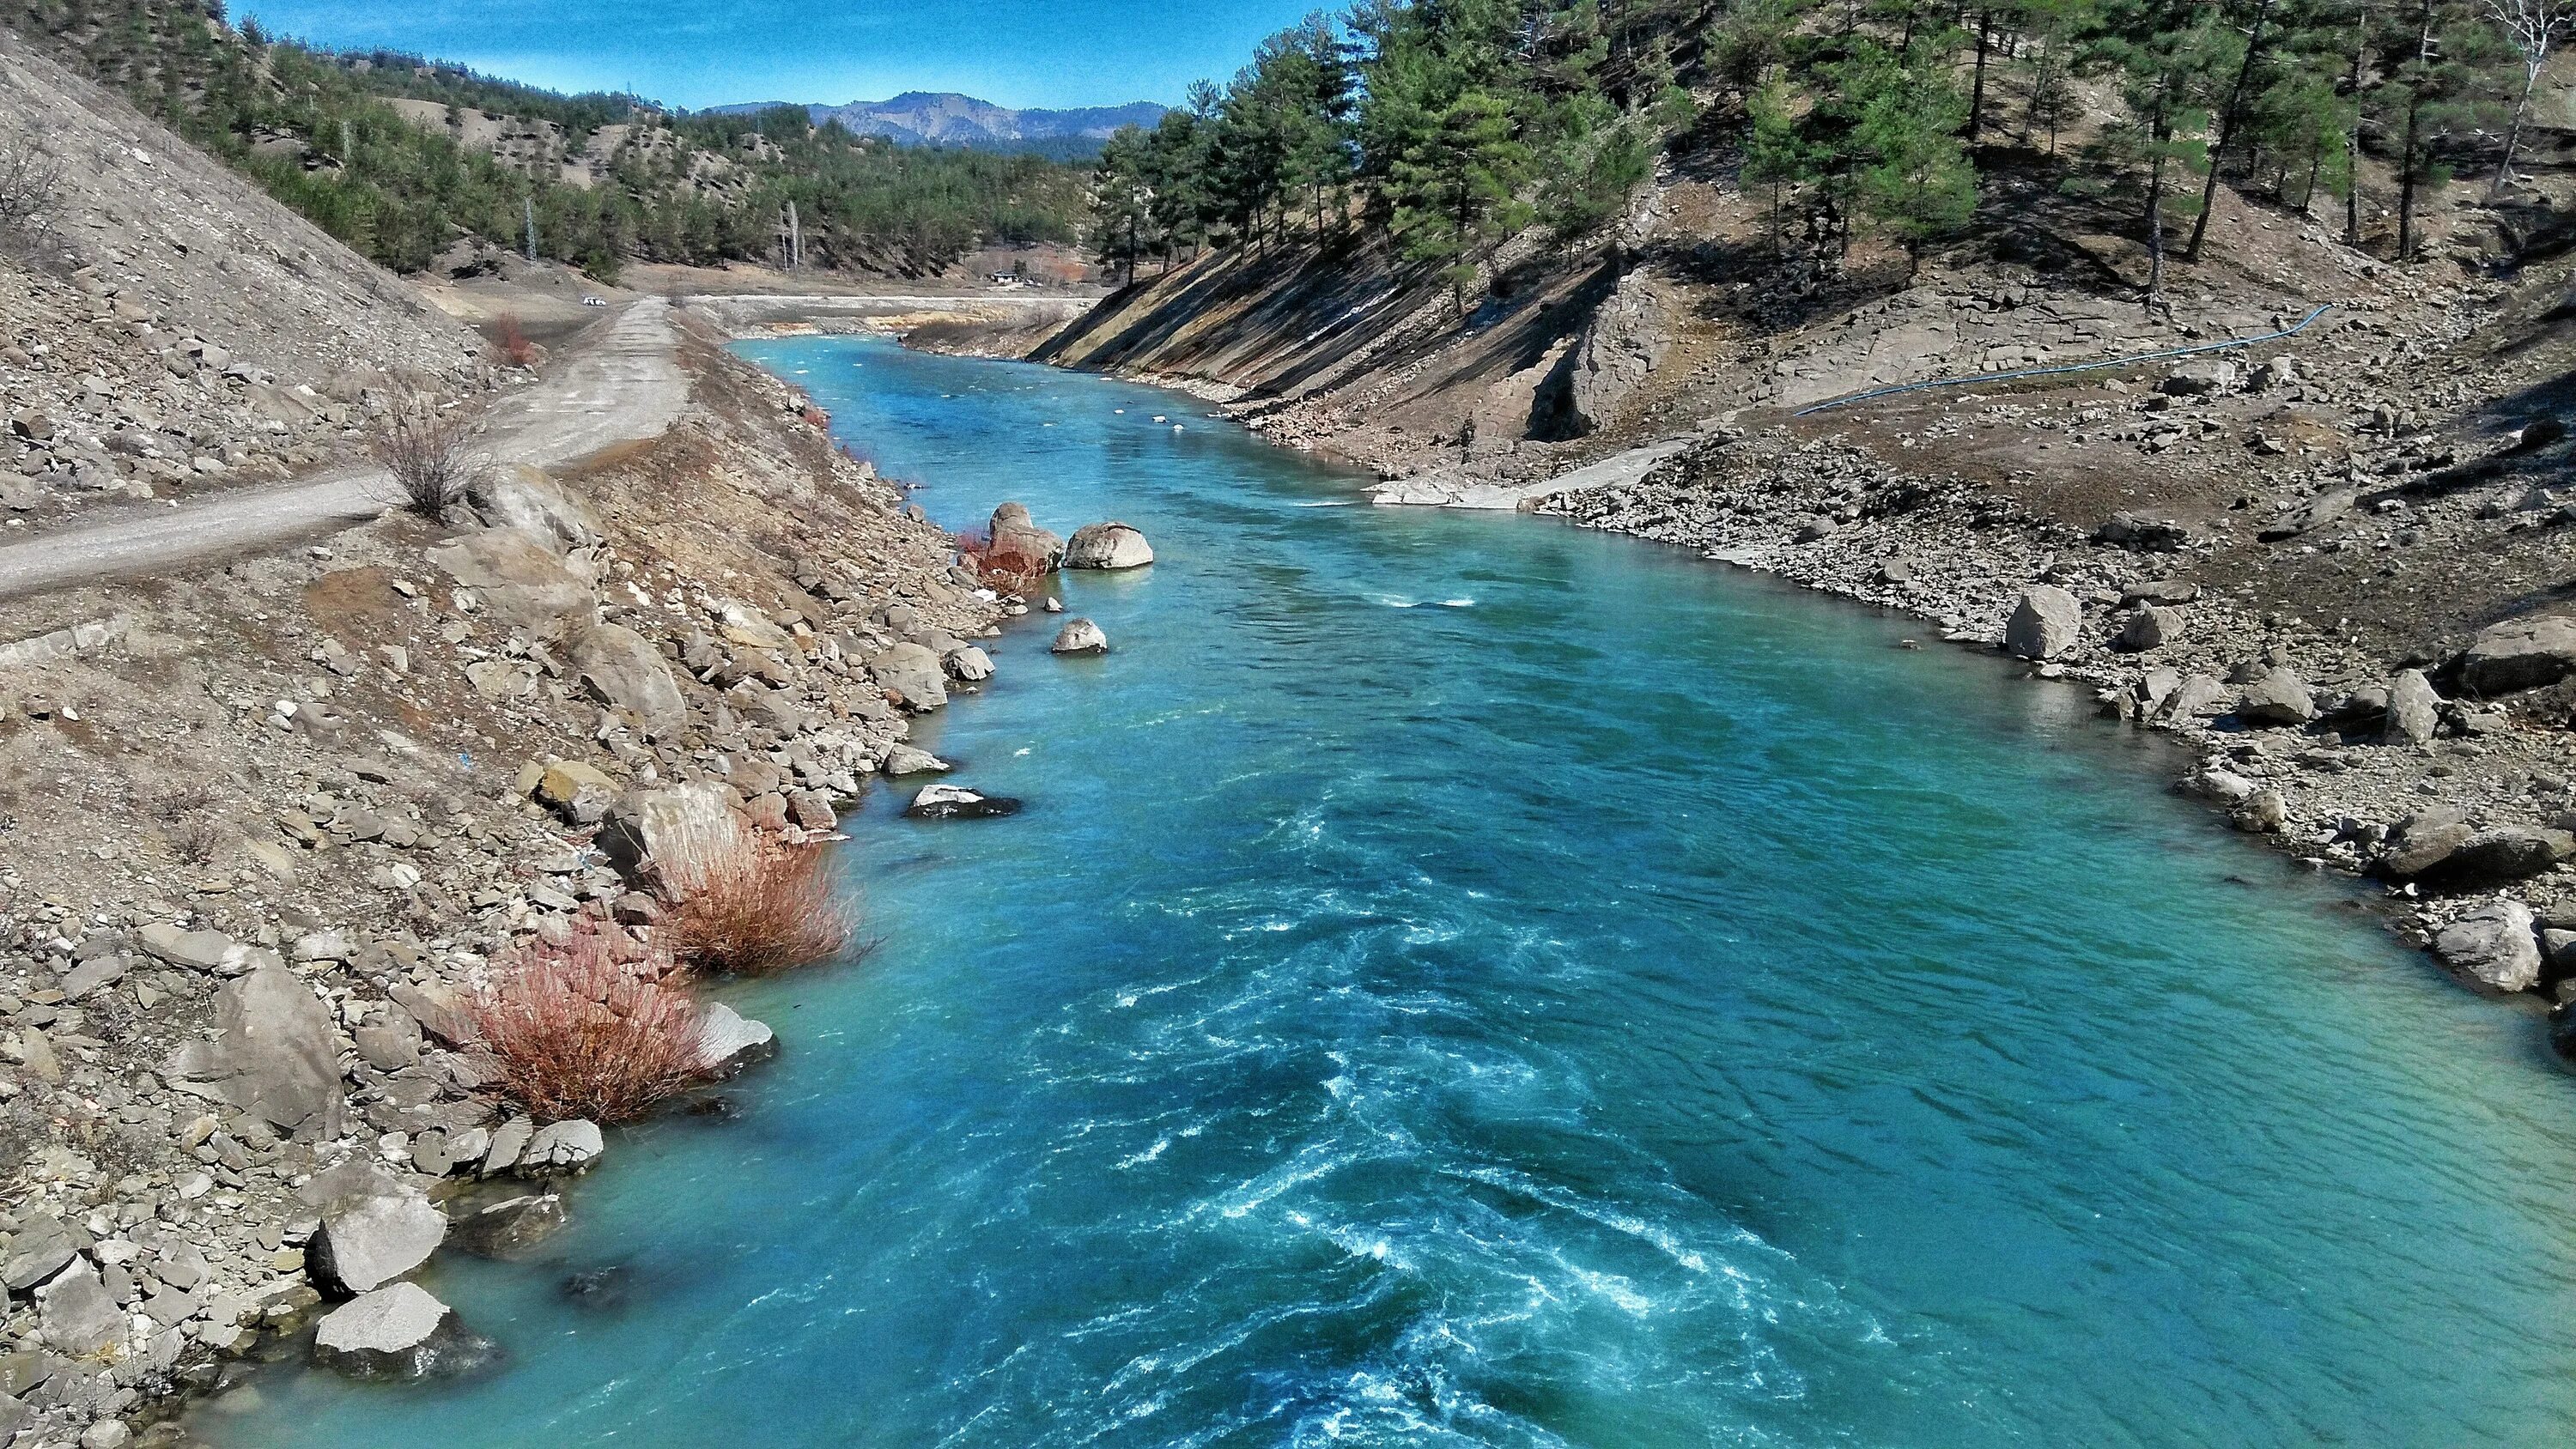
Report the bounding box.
[2406,826,2576,890]
[2433,900,2543,993]
[309,1185,447,1295]
[2460,612,2576,694]
[311,1283,492,1380]
[867,642,948,711]
[2094,512,2190,552]
[598,784,738,891]
[1065,522,1155,570]
[2383,669,2442,745]
[165,965,346,1139]
[2377,808,2476,882]
[2161,360,2238,396]
[37,1261,121,1356]
[2111,605,2181,653]
[3,1214,87,1292]
[566,624,686,740]
[426,528,594,643]
[882,744,951,777]
[988,502,1064,572]
[518,1119,605,1178]
[2004,585,2081,661]
[2236,668,2318,728]
[467,465,601,555]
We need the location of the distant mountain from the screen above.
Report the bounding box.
[713,92,1168,156]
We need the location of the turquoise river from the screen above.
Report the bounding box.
[201,334,2576,1446]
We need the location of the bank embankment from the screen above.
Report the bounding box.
[0,304,1024,1444]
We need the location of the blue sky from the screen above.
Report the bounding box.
[237,1,1322,112]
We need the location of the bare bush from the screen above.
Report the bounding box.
[366,395,483,517]
[170,819,220,866]
[951,526,1048,595]
[0,134,64,261]
[469,923,714,1124]
[662,815,858,977]
[492,312,538,368]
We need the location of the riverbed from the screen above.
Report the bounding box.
[199,335,2576,1446]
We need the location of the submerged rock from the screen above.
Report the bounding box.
[907,785,1023,821]
[1050,618,1109,655]
[882,743,952,776]
[446,1191,568,1260]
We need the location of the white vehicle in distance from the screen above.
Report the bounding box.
[580,295,608,307]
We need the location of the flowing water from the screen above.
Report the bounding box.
[201,336,2576,1447]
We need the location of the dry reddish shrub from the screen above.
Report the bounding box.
[469,922,713,1124]
[800,404,831,428]
[951,527,1048,594]
[493,312,538,368]
[662,819,857,977]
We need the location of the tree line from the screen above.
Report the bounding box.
[5,0,1092,279]
[1091,0,2566,303]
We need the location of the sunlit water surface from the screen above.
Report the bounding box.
[200,336,2576,1447]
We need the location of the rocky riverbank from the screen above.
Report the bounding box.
[0,309,1042,1445]
[1522,407,2576,1033]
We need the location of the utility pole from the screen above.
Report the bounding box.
[523,196,538,263]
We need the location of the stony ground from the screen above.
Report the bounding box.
[1,39,489,537]
[0,312,1049,1445]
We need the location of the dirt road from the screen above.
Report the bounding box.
[0,298,689,599]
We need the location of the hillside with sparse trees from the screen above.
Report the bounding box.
[3,0,1093,279]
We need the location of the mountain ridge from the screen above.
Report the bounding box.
[714,91,1166,154]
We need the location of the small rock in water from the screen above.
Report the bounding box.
[446,1190,568,1259]
[312,1282,496,1381]
[882,743,953,776]
[907,784,1024,821]
[697,1002,778,1076]
[517,1119,605,1178]
[1065,521,1155,569]
[1051,618,1109,655]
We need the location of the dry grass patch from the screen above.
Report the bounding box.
[661,816,858,977]
[470,923,714,1124]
